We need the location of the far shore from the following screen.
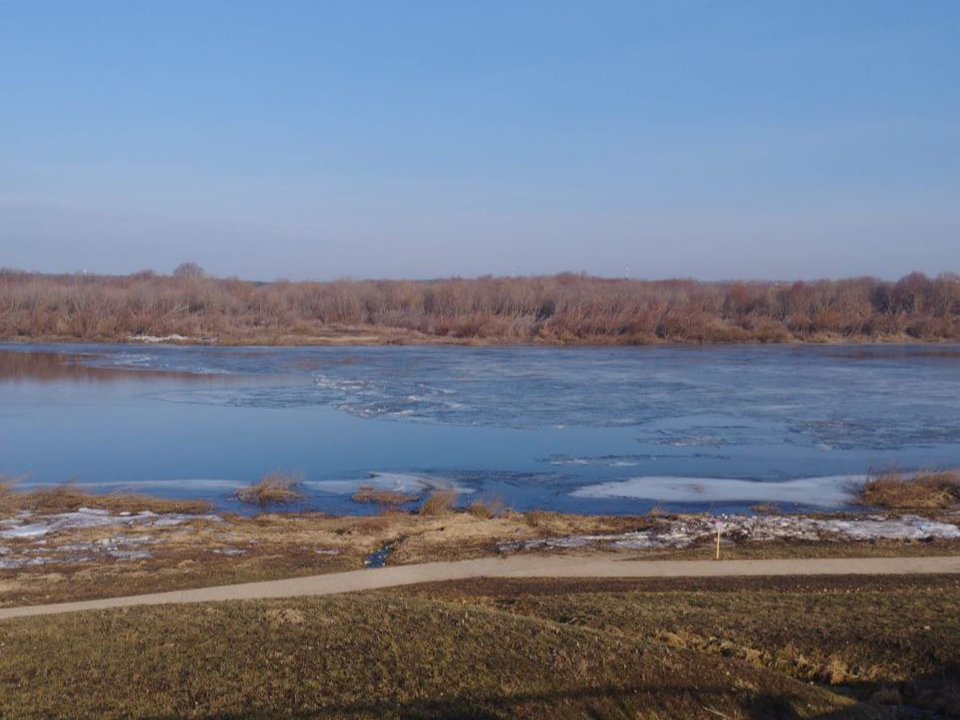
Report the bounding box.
[3,330,960,348]
[2,270,957,346]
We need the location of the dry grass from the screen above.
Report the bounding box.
[646,502,669,518]
[415,575,960,716]
[0,593,869,720]
[751,503,780,514]
[350,486,419,510]
[234,471,304,506]
[417,489,458,516]
[858,469,960,509]
[467,497,505,519]
[0,480,211,516]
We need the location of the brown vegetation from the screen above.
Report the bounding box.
[0,480,211,516]
[1,268,957,344]
[350,486,419,510]
[0,592,870,720]
[234,471,304,506]
[467,497,505,519]
[417,489,458,516]
[858,469,960,509]
[412,575,960,716]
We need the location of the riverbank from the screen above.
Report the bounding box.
[3,481,958,718]
[2,494,958,609]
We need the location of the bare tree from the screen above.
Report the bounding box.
[173,262,205,279]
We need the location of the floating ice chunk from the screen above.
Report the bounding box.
[570,475,863,507]
[305,472,474,496]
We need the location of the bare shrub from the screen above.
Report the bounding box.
[235,471,304,506]
[418,490,458,516]
[857,469,959,510]
[467,497,505,519]
[1,271,956,344]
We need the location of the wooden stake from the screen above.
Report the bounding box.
[715,524,722,560]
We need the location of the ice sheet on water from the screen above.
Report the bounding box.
[304,472,474,496]
[543,452,731,466]
[109,346,960,457]
[570,475,863,507]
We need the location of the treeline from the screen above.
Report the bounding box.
[0,269,957,345]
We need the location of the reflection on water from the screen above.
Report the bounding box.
[0,350,215,383]
[0,342,958,515]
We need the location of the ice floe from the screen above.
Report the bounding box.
[570,475,864,507]
[305,472,474,496]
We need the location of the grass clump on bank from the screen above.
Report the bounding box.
[0,479,212,516]
[235,471,304,506]
[350,486,419,511]
[417,489,458,516]
[858,469,959,509]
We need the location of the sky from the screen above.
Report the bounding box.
[1,1,958,281]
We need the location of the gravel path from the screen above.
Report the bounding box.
[2,554,957,620]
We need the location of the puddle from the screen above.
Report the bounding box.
[365,541,395,568]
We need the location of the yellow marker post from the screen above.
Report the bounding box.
[715,523,722,560]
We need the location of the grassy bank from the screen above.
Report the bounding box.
[404,575,960,717]
[1,576,956,719]
[0,591,894,719]
[1,269,957,345]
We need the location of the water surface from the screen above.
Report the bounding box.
[1,342,958,514]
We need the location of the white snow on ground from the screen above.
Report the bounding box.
[570,475,863,507]
[126,334,195,343]
[304,472,475,496]
[0,510,222,569]
[500,514,960,552]
[0,508,221,539]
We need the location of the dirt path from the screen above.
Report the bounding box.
[2,554,957,620]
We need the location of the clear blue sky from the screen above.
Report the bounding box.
[1,1,958,281]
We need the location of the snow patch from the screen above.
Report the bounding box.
[0,508,221,539]
[500,514,960,553]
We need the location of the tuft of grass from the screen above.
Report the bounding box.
[751,503,780,514]
[646,502,669,518]
[350,485,419,511]
[418,489,457,516]
[234,471,304,506]
[0,480,211,516]
[467,497,505,520]
[858,469,959,509]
